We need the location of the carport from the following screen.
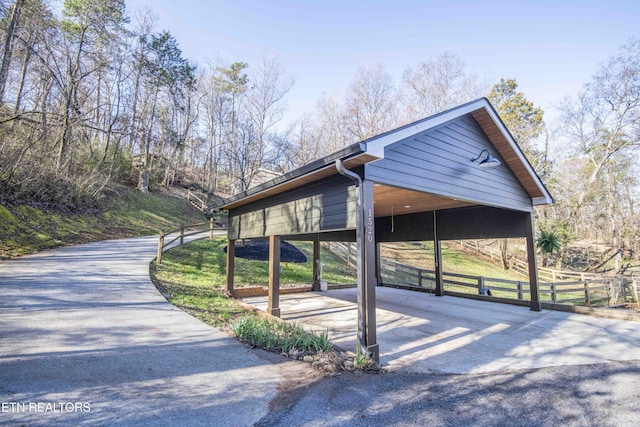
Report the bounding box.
[216,98,554,361]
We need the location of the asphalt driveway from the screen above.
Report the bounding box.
[0,234,310,426]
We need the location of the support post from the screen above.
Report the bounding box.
[226,239,235,293]
[268,235,281,317]
[434,240,444,296]
[312,237,321,291]
[434,209,445,296]
[363,180,379,361]
[525,211,542,311]
[375,241,381,287]
[209,217,214,239]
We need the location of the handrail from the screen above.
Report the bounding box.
[163,221,209,237]
[187,190,208,213]
[156,218,225,264]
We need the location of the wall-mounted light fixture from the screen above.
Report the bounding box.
[471,149,501,169]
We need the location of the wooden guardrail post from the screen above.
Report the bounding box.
[209,217,214,239]
[584,281,590,306]
[517,281,523,300]
[478,276,484,294]
[551,282,557,303]
[608,279,616,306]
[157,233,165,264]
[180,225,184,246]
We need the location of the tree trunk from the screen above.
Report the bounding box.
[500,239,509,269]
[13,45,32,117]
[0,0,24,104]
[138,170,149,192]
[57,27,87,174]
[57,85,75,173]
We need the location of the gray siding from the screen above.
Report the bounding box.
[228,175,357,239]
[365,115,533,212]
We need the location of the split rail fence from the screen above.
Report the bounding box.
[156,219,218,264]
[324,241,639,308]
[379,259,639,307]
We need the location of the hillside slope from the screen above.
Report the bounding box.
[0,189,206,259]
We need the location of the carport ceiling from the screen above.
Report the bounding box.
[373,184,473,217]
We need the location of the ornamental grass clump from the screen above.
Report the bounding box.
[231,316,332,356]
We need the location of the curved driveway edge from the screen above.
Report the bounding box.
[0,235,292,426]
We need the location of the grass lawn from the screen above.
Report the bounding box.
[380,241,526,280]
[150,237,342,362]
[152,238,356,291]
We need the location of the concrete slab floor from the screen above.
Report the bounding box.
[242,286,640,374]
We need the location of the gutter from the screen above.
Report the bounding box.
[335,158,369,357]
[213,142,367,211]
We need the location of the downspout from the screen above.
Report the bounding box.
[335,159,368,356]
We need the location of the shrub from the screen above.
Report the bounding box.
[231,316,332,355]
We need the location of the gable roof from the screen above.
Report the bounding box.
[364,98,552,205]
[216,98,553,211]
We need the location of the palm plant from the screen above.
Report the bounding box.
[536,230,562,267]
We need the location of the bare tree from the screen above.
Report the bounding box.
[198,60,228,192]
[555,38,640,268]
[344,63,397,140]
[216,61,248,192]
[55,0,128,174]
[241,54,294,186]
[276,113,319,171]
[0,0,24,104]
[314,93,351,154]
[401,51,486,121]
[246,54,294,151]
[125,7,156,154]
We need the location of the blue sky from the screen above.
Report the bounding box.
[124,0,639,124]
